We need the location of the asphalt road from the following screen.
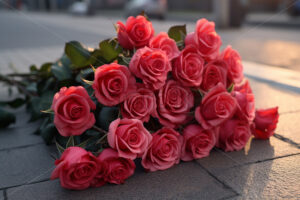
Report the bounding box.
[0,10,300,71]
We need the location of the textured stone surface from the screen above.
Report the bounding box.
[276,112,300,144]
[0,124,43,151]
[0,107,42,150]
[248,78,300,113]
[7,162,236,200]
[0,144,55,189]
[214,155,300,199]
[197,137,300,173]
[1,190,4,200]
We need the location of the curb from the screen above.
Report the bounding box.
[243,61,300,93]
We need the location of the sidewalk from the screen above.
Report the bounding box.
[0,11,300,199]
[1,67,300,199]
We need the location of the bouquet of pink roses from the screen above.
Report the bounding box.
[0,15,279,190]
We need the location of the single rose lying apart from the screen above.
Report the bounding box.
[49,15,279,190]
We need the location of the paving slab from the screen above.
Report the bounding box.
[197,137,300,173]
[0,190,4,200]
[275,112,300,145]
[0,107,42,150]
[0,144,55,189]
[7,161,236,200]
[248,78,300,114]
[213,155,300,199]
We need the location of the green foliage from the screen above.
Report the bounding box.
[227,84,235,93]
[65,41,91,69]
[99,39,122,63]
[97,107,119,131]
[0,98,25,108]
[168,25,187,42]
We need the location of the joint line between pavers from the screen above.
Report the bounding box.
[0,142,45,153]
[245,74,300,94]
[0,178,50,191]
[229,152,300,169]
[273,133,300,149]
[218,194,241,200]
[193,161,240,196]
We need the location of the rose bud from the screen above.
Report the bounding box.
[195,83,237,129]
[216,119,251,152]
[172,45,205,87]
[121,86,157,122]
[181,124,216,161]
[142,127,183,172]
[252,107,279,139]
[185,18,222,61]
[201,60,228,91]
[51,86,96,137]
[221,45,244,84]
[117,15,154,50]
[149,32,180,60]
[98,148,135,184]
[51,147,99,190]
[108,118,152,160]
[129,47,171,90]
[92,63,136,106]
[157,80,194,128]
[232,80,255,123]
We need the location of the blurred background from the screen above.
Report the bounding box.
[0,0,299,74]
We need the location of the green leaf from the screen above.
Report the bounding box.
[66,136,75,148]
[39,62,53,77]
[28,91,54,121]
[168,25,187,42]
[40,123,57,145]
[56,141,65,154]
[0,107,16,128]
[65,41,91,69]
[51,63,72,81]
[97,107,119,131]
[227,84,235,93]
[77,137,93,148]
[26,82,38,93]
[99,39,122,63]
[0,98,26,108]
[30,65,38,72]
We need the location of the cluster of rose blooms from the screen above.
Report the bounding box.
[50,16,279,190]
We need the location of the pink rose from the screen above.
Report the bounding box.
[92,63,136,106]
[185,18,222,61]
[98,148,135,184]
[108,118,152,160]
[201,60,228,91]
[221,46,244,84]
[232,80,255,122]
[181,124,216,161]
[149,32,180,60]
[51,86,96,137]
[216,119,251,152]
[172,45,205,87]
[129,47,171,90]
[142,127,183,172]
[51,147,99,190]
[252,107,279,139]
[157,80,194,128]
[195,83,237,129]
[121,85,157,122]
[117,15,154,50]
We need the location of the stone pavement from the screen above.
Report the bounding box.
[1,10,300,200]
[0,76,300,200]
